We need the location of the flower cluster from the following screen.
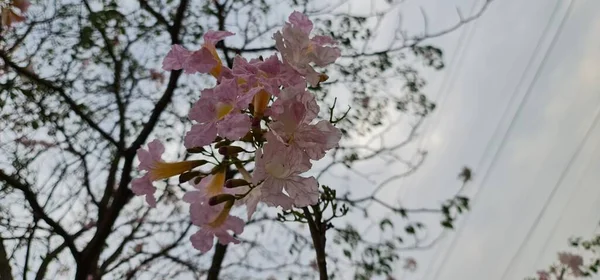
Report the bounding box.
[533,252,586,280]
[133,11,342,252]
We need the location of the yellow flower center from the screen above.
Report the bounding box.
[215,102,234,120]
[206,169,226,196]
[265,161,291,179]
[204,44,223,78]
[253,89,271,118]
[149,160,204,181]
[306,42,315,54]
[207,200,234,228]
[237,77,247,85]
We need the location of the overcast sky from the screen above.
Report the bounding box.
[356,0,600,279]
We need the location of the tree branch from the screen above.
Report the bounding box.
[0,235,13,280]
[138,0,171,28]
[0,170,80,260]
[207,243,228,280]
[0,51,120,148]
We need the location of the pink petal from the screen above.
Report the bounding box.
[215,232,240,245]
[236,87,259,109]
[190,202,216,225]
[182,190,202,204]
[131,175,154,195]
[310,45,341,67]
[184,122,217,148]
[217,113,251,140]
[264,133,312,173]
[223,215,245,235]
[252,148,267,185]
[261,191,294,210]
[304,69,322,87]
[278,64,307,88]
[162,45,192,71]
[203,30,235,46]
[295,121,341,160]
[284,176,319,207]
[288,11,313,34]
[184,48,218,74]
[214,79,239,103]
[190,229,215,253]
[311,35,337,46]
[258,55,281,75]
[136,149,154,171]
[145,194,157,208]
[242,189,261,220]
[147,139,165,160]
[219,67,234,81]
[137,140,163,171]
[189,96,218,123]
[232,56,257,77]
[131,175,157,207]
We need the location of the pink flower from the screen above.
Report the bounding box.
[184,79,255,148]
[273,11,341,86]
[162,31,234,80]
[232,55,303,95]
[133,139,206,207]
[558,252,584,276]
[189,201,244,253]
[149,69,165,84]
[536,271,550,280]
[1,7,26,28]
[232,55,307,119]
[253,137,318,207]
[15,137,57,148]
[403,257,417,272]
[13,0,30,12]
[131,175,157,207]
[269,85,341,161]
[182,168,231,204]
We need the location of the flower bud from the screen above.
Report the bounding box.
[179,171,203,183]
[319,73,329,83]
[218,146,245,155]
[208,194,235,206]
[225,179,250,188]
[186,147,206,154]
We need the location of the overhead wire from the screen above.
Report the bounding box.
[428,0,570,278]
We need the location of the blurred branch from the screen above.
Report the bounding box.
[207,244,228,280]
[0,170,80,260]
[0,235,13,280]
[0,51,120,148]
[35,227,91,280]
[138,0,171,28]
[124,223,194,279]
[343,0,492,58]
[78,0,190,278]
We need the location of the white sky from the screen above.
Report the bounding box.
[371,0,600,279]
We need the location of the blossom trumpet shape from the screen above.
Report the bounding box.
[132,139,206,207]
[162,30,235,80]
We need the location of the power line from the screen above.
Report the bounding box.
[500,77,598,280]
[532,121,600,270]
[493,0,579,277]
[428,0,570,278]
